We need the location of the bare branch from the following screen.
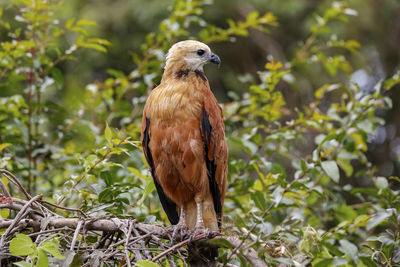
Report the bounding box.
[0,194,42,247]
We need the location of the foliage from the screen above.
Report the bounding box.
[1,0,400,266]
[10,234,64,267]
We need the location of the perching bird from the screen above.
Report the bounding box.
[141,40,228,242]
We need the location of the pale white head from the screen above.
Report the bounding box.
[165,40,221,72]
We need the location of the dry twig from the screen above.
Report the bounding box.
[0,169,269,266]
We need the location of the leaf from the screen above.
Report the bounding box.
[65,18,75,29]
[138,179,155,205]
[251,191,267,211]
[0,143,10,151]
[41,240,65,259]
[389,176,400,183]
[275,258,294,265]
[321,242,342,256]
[337,158,353,177]
[61,251,85,267]
[339,239,358,263]
[80,43,107,52]
[360,256,377,267]
[105,123,112,144]
[0,208,10,218]
[321,161,340,183]
[13,262,31,267]
[313,258,333,267]
[135,260,159,267]
[207,238,234,248]
[384,71,400,90]
[100,171,112,186]
[366,211,392,231]
[76,18,97,26]
[127,167,147,180]
[50,67,64,87]
[37,248,49,267]
[9,234,35,256]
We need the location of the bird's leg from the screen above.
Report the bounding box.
[171,206,187,244]
[194,197,205,229]
[188,194,208,244]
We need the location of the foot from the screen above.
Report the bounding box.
[187,226,210,245]
[170,222,188,245]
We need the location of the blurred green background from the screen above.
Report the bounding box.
[3,0,398,175]
[1,0,400,265]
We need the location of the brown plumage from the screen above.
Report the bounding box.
[141,40,228,238]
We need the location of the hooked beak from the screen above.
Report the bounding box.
[209,53,221,66]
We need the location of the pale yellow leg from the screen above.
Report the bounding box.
[194,195,205,229]
[177,206,187,227]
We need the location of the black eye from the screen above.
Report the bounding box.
[197,49,205,56]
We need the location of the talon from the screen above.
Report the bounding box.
[181,229,187,240]
[170,206,188,245]
[170,227,179,245]
[206,228,212,238]
[188,233,195,245]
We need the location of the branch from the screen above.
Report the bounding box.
[0,194,42,248]
[0,169,270,265]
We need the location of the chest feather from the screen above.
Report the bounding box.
[146,81,205,125]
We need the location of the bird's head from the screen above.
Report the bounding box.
[165,40,221,73]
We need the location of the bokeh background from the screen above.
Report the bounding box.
[1,0,400,265]
[4,0,398,175]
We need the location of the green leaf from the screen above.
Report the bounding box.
[41,240,65,259]
[50,68,64,87]
[360,256,377,267]
[105,123,112,144]
[334,204,357,222]
[76,18,97,26]
[207,238,234,249]
[275,258,295,265]
[251,191,267,211]
[9,234,35,256]
[339,239,358,263]
[138,179,155,205]
[37,248,49,267]
[366,211,392,231]
[384,71,400,90]
[321,161,340,183]
[389,176,400,183]
[13,262,31,267]
[80,43,107,52]
[66,18,75,29]
[313,258,334,267]
[135,260,159,267]
[321,242,342,256]
[0,208,10,218]
[0,143,10,151]
[337,158,353,177]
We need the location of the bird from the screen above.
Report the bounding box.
[141,40,228,244]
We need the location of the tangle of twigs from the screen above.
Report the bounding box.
[0,169,267,266]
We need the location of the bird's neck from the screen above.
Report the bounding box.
[162,62,207,83]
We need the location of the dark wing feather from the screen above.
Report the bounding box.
[201,108,223,227]
[142,117,179,225]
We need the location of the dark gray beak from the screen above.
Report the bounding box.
[209,53,221,66]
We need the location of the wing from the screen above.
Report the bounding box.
[201,90,228,229]
[141,115,179,225]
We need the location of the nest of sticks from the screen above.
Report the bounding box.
[0,169,266,266]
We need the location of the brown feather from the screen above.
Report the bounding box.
[141,40,227,232]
